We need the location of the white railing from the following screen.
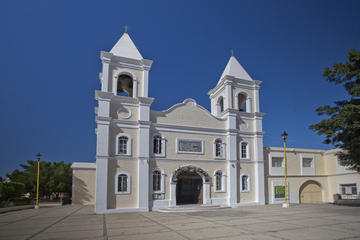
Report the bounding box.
[341,194,360,200]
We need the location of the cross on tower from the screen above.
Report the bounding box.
[231,49,234,56]
[124,25,128,33]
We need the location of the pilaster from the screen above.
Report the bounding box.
[137,122,150,210]
[254,134,265,204]
[142,70,149,97]
[225,83,233,110]
[100,52,111,92]
[226,130,238,207]
[95,120,110,213]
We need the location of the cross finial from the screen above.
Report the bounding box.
[124,25,128,33]
[231,49,234,56]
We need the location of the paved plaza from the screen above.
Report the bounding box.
[0,204,359,240]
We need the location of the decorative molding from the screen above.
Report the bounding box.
[71,162,96,169]
[171,165,210,183]
[176,138,204,154]
[116,107,132,119]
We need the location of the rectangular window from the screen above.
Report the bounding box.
[153,172,161,192]
[340,184,357,195]
[118,175,127,192]
[303,158,313,168]
[272,157,283,167]
[178,139,203,153]
[274,185,285,199]
[118,138,127,154]
[241,143,247,158]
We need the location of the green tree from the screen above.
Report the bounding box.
[52,161,72,193]
[6,160,73,198]
[310,49,360,171]
[0,182,25,202]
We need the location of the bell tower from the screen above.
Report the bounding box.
[208,55,265,206]
[95,32,153,213]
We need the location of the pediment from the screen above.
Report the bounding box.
[151,99,225,128]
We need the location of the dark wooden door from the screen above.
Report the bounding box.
[176,175,203,205]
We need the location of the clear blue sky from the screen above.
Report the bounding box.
[1,0,359,177]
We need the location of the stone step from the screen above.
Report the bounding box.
[156,204,230,213]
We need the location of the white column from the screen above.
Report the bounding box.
[203,182,211,205]
[254,135,265,204]
[246,98,252,113]
[227,132,237,207]
[254,87,260,112]
[133,79,138,98]
[225,84,233,110]
[138,124,150,210]
[169,183,176,207]
[101,60,110,92]
[95,122,110,214]
[142,70,149,97]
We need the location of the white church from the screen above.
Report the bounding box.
[71,32,360,213]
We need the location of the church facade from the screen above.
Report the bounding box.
[71,33,360,214]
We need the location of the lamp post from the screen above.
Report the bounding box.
[281,131,289,208]
[35,153,42,209]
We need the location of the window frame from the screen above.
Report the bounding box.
[240,174,250,192]
[272,157,283,168]
[151,168,165,194]
[152,134,166,157]
[213,138,225,159]
[115,172,131,195]
[213,170,226,193]
[340,183,357,195]
[115,133,132,156]
[240,141,249,159]
[300,154,315,176]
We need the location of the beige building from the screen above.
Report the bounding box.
[71,32,360,213]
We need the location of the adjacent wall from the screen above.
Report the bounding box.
[72,163,96,205]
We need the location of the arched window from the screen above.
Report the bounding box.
[118,136,128,154]
[215,171,222,191]
[153,170,161,192]
[116,133,132,156]
[153,136,162,154]
[117,74,133,97]
[237,93,247,112]
[217,96,224,115]
[214,139,224,158]
[214,170,225,192]
[152,134,165,157]
[240,174,250,192]
[115,172,131,194]
[219,98,224,112]
[240,142,249,159]
[152,168,165,195]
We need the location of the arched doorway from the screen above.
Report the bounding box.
[299,180,323,203]
[170,165,211,206]
[176,171,203,204]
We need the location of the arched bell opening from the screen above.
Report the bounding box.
[117,74,133,97]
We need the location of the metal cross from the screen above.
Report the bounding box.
[124,25,128,33]
[231,49,234,56]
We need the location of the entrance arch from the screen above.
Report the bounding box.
[169,165,211,206]
[299,180,323,203]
